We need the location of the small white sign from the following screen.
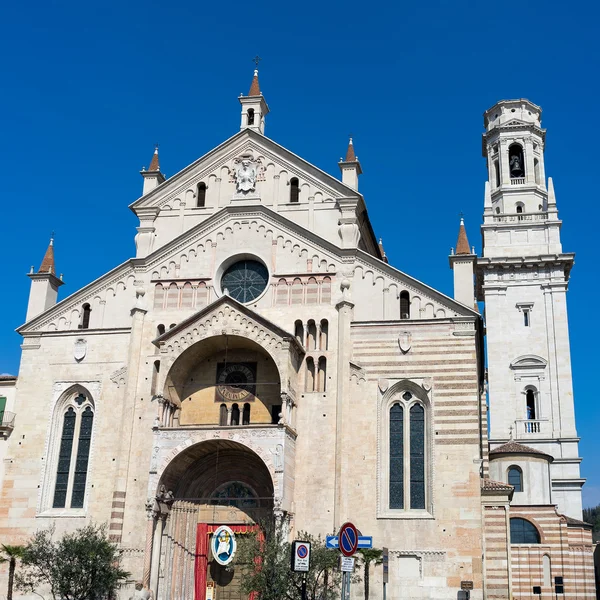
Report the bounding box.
[341,556,355,572]
[292,541,311,572]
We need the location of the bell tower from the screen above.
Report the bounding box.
[477,100,583,518]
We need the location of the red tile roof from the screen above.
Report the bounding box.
[490,441,553,460]
[481,478,514,492]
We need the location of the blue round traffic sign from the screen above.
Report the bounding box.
[339,522,358,557]
[297,544,308,559]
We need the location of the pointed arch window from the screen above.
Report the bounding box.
[51,391,95,510]
[247,108,255,126]
[385,389,429,513]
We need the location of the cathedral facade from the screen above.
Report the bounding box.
[0,74,594,600]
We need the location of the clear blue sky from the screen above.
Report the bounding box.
[1,1,598,506]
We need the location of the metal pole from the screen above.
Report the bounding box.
[341,569,346,600]
[383,582,386,600]
[302,575,307,600]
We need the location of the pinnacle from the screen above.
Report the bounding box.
[344,137,357,162]
[148,145,160,172]
[38,236,56,275]
[248,69,261,96]
[455,218,471,255]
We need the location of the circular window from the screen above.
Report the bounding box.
[221,259,268,303]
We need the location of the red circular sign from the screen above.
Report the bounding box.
[339,522,359,557]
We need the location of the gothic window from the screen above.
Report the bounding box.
[291,278,303,305]
[389,404,404,509]
[386,389,429,512]
[247,108,255,126]
[154,284,165,309]
[508,466,523,492]
[50,390,95,510]
[231,404,240,426]
[510,518,540,544]
[509,144,525,179]
[321,277,332,304]
[242,403,251,425]
[80,304,91,329]
[409,404,425,509]
[197,182,207,207]
[219,403,227,426]
[400,291,410,319]
[290,178,299,203]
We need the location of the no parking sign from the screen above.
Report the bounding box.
[291,540,311,572]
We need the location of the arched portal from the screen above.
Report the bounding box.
[161,335,283,428]
[151,440,274,600]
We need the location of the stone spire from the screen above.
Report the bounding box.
[345,138,357,162]
[140,145,166,195]
[26,235,64,321]
[455,217,471,255]
[38,235,56,275]
[248,69,261,96]
[239,68,269,134]
[338,137,362,190]
[148,145,160,172]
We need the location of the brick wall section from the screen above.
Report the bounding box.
[510,505,595,600]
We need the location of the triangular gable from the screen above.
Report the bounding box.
[19,202,478,334]
[130,129,362,212]
[153,294,302,353]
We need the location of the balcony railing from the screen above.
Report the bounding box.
[510,178,526,185]
[492,213,548,223]
[515,419,545,437]
[0,411,15,437]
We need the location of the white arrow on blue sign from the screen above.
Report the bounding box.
[326,536,373,549]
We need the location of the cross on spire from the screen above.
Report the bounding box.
[252,55,262,68]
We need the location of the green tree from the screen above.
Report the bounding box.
[357,549,383,600]
[583,504,600,543]
[0,544,24,600]
[236,523,357,600]
[16,523,130,600]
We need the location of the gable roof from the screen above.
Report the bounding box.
[130,128,364,212]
